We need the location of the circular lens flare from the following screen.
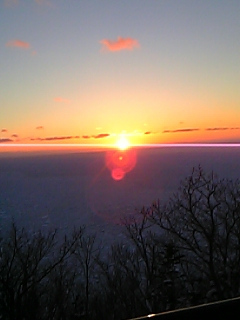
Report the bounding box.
[111,168,125,181]
[105,149,137,181]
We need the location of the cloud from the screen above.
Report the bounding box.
[11,134,18,138]
[82,133,110,139]
[4,0,51,7]
[31,135,79,141]
[54,97,71,103]
[205,127,240,131]
[100,37,139,52]
[1,129,8,133]
[0,138,13,143]
[35,0,52,5]
[30,133,109,141]
[163,128,200,133]
[36,126,44,130]
[4,0,18,7]
[94,133,110,139]
[143,131,159,135]
[6,39,30,49]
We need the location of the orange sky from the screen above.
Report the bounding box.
[1,1,240,151]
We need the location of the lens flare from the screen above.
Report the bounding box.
[105,149,137,181]
[111,168,125,180]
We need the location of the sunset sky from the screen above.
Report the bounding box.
[1,0,240,149]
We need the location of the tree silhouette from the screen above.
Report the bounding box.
[0,224,82,319]
[149,166,240,303]
[1,167,240,319]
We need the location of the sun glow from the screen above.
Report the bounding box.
[116,136,130,150]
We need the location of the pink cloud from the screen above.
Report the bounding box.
[100,37,140,52]
[4,0,18,7]
[54,97,71,103]
[6,39,30,49]
[11,134,18,138]
[4,0,51,7]
[35,0,51,5]
[36,126,44,130]
[1,129,8,133]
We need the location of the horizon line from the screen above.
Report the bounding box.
[1,143,240,148]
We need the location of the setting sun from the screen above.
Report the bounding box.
[116,136,130,150]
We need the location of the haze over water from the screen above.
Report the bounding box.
[0,147,240,243]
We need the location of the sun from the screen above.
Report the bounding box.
[116,136,130,150]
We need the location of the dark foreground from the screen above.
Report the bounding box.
[1,147,240,319]
[130,297,240,320]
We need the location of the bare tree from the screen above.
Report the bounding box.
[2,167,240,319]
[0,223,82,320]
[72,228,101,319]
[124,210,185,312]
[149,167,240,302]
[95,241,147,320]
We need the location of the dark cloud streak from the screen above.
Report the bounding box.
[31,135,79,141]
[82,133,110,139]
[0,138,13,143]
[93,133,110,139]
[163,128,199,133]
[205,127,240,131]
